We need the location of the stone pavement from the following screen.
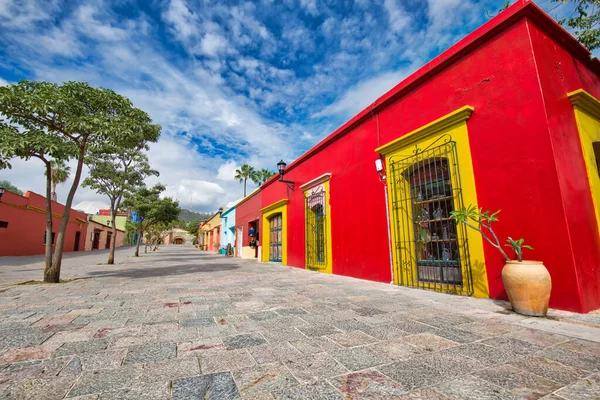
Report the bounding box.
[0,246,599,399]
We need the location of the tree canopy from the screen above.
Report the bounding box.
[0,180,23,196]
[552,0,599,51]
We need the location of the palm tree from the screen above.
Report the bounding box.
[253,169,276,185]
[45,160,71,202]
[234,164,255,197]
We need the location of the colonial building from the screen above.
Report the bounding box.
[85,220,125,251]
[238,1,600,313]
[220,206,236,255]
[234,188,261,259]
[199,209,224,252]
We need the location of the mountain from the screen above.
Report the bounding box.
[179,209,213,223]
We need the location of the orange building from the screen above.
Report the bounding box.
[0,190,88,256]
[84,220,125,251]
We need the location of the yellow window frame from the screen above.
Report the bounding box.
[375,106,489,298]
[301,175,333,274]
[260,199,288,264]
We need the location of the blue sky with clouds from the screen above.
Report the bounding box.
[0,0,591,212]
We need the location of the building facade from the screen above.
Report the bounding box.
[220,206,236,255]
[199,210,223,252]
[0,191,88,256]
[234,189,262,259]
[84,220,125,251]
[248,1,600,313]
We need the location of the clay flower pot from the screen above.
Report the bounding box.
[502,260,551,317]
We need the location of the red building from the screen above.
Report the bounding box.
[0,190,88,256]
[253,1,600,313]
[235,188,262,259]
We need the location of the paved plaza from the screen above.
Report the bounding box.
[0,246,599,399]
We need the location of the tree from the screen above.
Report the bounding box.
[0,180,23,195]
[0,81,160,283]
[234,164,255,197]
[83,145,158,265]
[122,184,180,257]
[252,168,276,186]
[551,0,600,51]
[45,159,71,202]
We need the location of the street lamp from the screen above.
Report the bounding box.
[218,207,223,215]
[276,160,295,191]
[0,187,5,202]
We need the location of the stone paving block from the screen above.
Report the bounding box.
[329,346,390,371]
[537,346,600,372]
[247,343,303,364]
[351,307,386,317]
[296,324,341,337]
[358,323,410,341]
[283,352,348,383]
[0,356,72,384]
[480,335,543,356]
[396,388,451,399]
[558,339,600,357]
[178,338,227,357]
[402,333,459,352]
[64,349,126,372]
[0,343,60,363]
[53,338,110,357]
[109,381,171,399]
[368,338,423,361]
[445,343,521,366]
[224,333,267,349]
[180,317,216,328]
[66,365,143,397]
[327,331,378,347]
[140,358,200,384]
[328,370,408,398]
[271,380,343,400]
[233,362,299,397]
[248,311,280,321]
[506,328,569,348]
[0,375,79,400]
[554,373,600,400]
[456,321,517,338]
[430,375,519,400]
[44,329,98,345]
[123,342,176,365]
[288,338,322,355]
[508,354,589,385]
[260,327,306,344]
[391,321,436,335]
[172,372,241,400]
[428,326,484,344]
[474,364,563,398]
[330,319,371,333]
[200,349,257,373]
[275,308,307,316]
[0,329,53,350]
[377,351,484,390]
[31,314,78,327]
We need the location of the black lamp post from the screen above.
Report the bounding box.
[0,187,5,202]
[218,207,223,215]
[277,160,295,190]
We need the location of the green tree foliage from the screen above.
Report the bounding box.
[0,80,160,282]
[0,180,23,195]
[552,0,600,51]
[122,184,180,257]
[44,159,71,202]
[252,168,277,186]
[235,164,255,197]
[83,145,158,265]
[178,208,211,223]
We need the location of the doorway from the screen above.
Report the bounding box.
[92,231,101,250]
[269,214,282,262]
[73,231,81,251]
[105,233,112,249]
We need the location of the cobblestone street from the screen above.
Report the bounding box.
[1,246,599,399]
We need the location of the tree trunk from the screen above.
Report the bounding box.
[108,197,120,265]
[135,230,141,257]
[144,240,148,253]
[48,149,86,282]
[243,178,247,197]
[42,160,55,282]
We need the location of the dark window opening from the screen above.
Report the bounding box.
[0,221,8,228]
[593,141,600,177]
[43,232,56,245]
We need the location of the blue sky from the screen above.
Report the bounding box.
[0,0,591,212]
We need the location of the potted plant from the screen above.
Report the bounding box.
[451,205,551,316]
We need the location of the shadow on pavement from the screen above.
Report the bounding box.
[86,263,240,279]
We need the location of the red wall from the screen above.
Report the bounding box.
[258,2,600,312]
[528,21,600,312]
[235,190,262,247]
[0,191,88,257]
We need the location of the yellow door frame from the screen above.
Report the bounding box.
[375,106,489,298]
[260,199,288,264]
[568,89,600,237]
[300,174,333,274]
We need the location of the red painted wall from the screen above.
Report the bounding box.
[257,2,600,312]
[527,21,600,312]
[235,190,262,247]
[0,191,88,257]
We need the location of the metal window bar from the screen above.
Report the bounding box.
[388,139,473,295]
[269,214,282,262]
[305,187,327,270]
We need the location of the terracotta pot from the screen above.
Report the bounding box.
[502,260,551,317]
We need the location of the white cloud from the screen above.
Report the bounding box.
[163,0,198,40]
[199,33,229,57]
[216,161,239,181]
[384,0,410,33]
